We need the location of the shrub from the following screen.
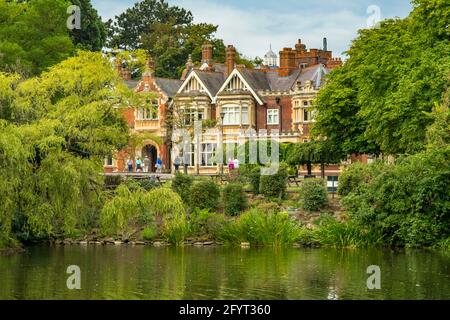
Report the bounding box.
[216,209,302,247]
[341,147,450,248]
[189,179,220,211]
[299,179,328,211]
[100,185,153,238]
[142,225,157,241]
[188,209,225,237]
[312,214,381,248]
[337,162,382,196]
[163,215,189,246]
[100,186,185,240]
[171,173,193,204]
[222,184,248,216]
[259,163,288,199]
[237,165,261,194]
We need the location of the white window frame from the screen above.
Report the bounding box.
[222,105,249,126]
[267,109,279,125]
[182,107,205,126]
[201,143,217,167]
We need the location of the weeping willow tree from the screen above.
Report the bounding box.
[0,51,136,246]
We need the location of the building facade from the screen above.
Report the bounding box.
[106,38,344,177]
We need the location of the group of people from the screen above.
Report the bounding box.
[126,156,163,173]
[126,155,240,175]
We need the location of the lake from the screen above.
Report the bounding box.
[0,245,449,300]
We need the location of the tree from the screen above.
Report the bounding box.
[70,0,107,51]
[313,0,450,156]
[105,0,193,50]
[0,0,74,76]
[0,51,135,243]
[287,140,344,179]
[141,20,225,78]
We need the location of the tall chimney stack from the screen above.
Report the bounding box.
[226,45,236,76]
[323,37,328,51]
[202,42,213,66]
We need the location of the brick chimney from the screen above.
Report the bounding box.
[279,48,296,77]
[226,45,236,76]
[202,42,213,66]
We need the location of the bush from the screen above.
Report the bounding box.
[312,214,381,248]
[163,215,189,246]
[337,162,383,196]
[171,173,194,204]
[341,147,450,248]
[100,186,185,240]
[188,209,225,237]
[189,179,221,211]
[222,184,248,216]
[299,179,328,211]
[216,209,302,247]
[238,165,261,194]
[142,225,157,241]
[259,163,288,199]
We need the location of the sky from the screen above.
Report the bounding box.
[92,0,413,59]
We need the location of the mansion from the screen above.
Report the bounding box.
[106,38,350,176]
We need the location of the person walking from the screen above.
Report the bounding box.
[173,155,181,173]
[155,156,163,173]
[127,159,133,173]
[143,156,151,173]
[136,158,142,172]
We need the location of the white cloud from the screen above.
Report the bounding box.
[168,0,368,59]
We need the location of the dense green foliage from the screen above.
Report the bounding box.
[189,179,221,211]
[259,163,288,199]
[0,0,74,76]
[340,147,450,248]
[0,52,132,245]
[222,184,248,216]
[287,140,344,177]
[313,0,450,156]
[70,0,107,51]
[171,173,194,204]
[217,209,302,247]
[238,165,261,194]
[299,179,328,212]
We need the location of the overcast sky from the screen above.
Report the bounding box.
[92,0,413,59]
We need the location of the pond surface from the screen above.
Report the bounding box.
[0,245,449,300]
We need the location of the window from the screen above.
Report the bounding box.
[267,109,279,125]
[241,107,249,125]
[201,143,217,167]
[105,155,113,166]
[183,107,205,126]
[222,105,249,125]
[303,109,310,122]
[137,100,159,120]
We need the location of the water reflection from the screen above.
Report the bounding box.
[0,246,449,300]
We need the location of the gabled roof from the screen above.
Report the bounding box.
[195,70,225,97]
[177,69,225,100]
[154,77,183,98]
[215,69,265,105]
